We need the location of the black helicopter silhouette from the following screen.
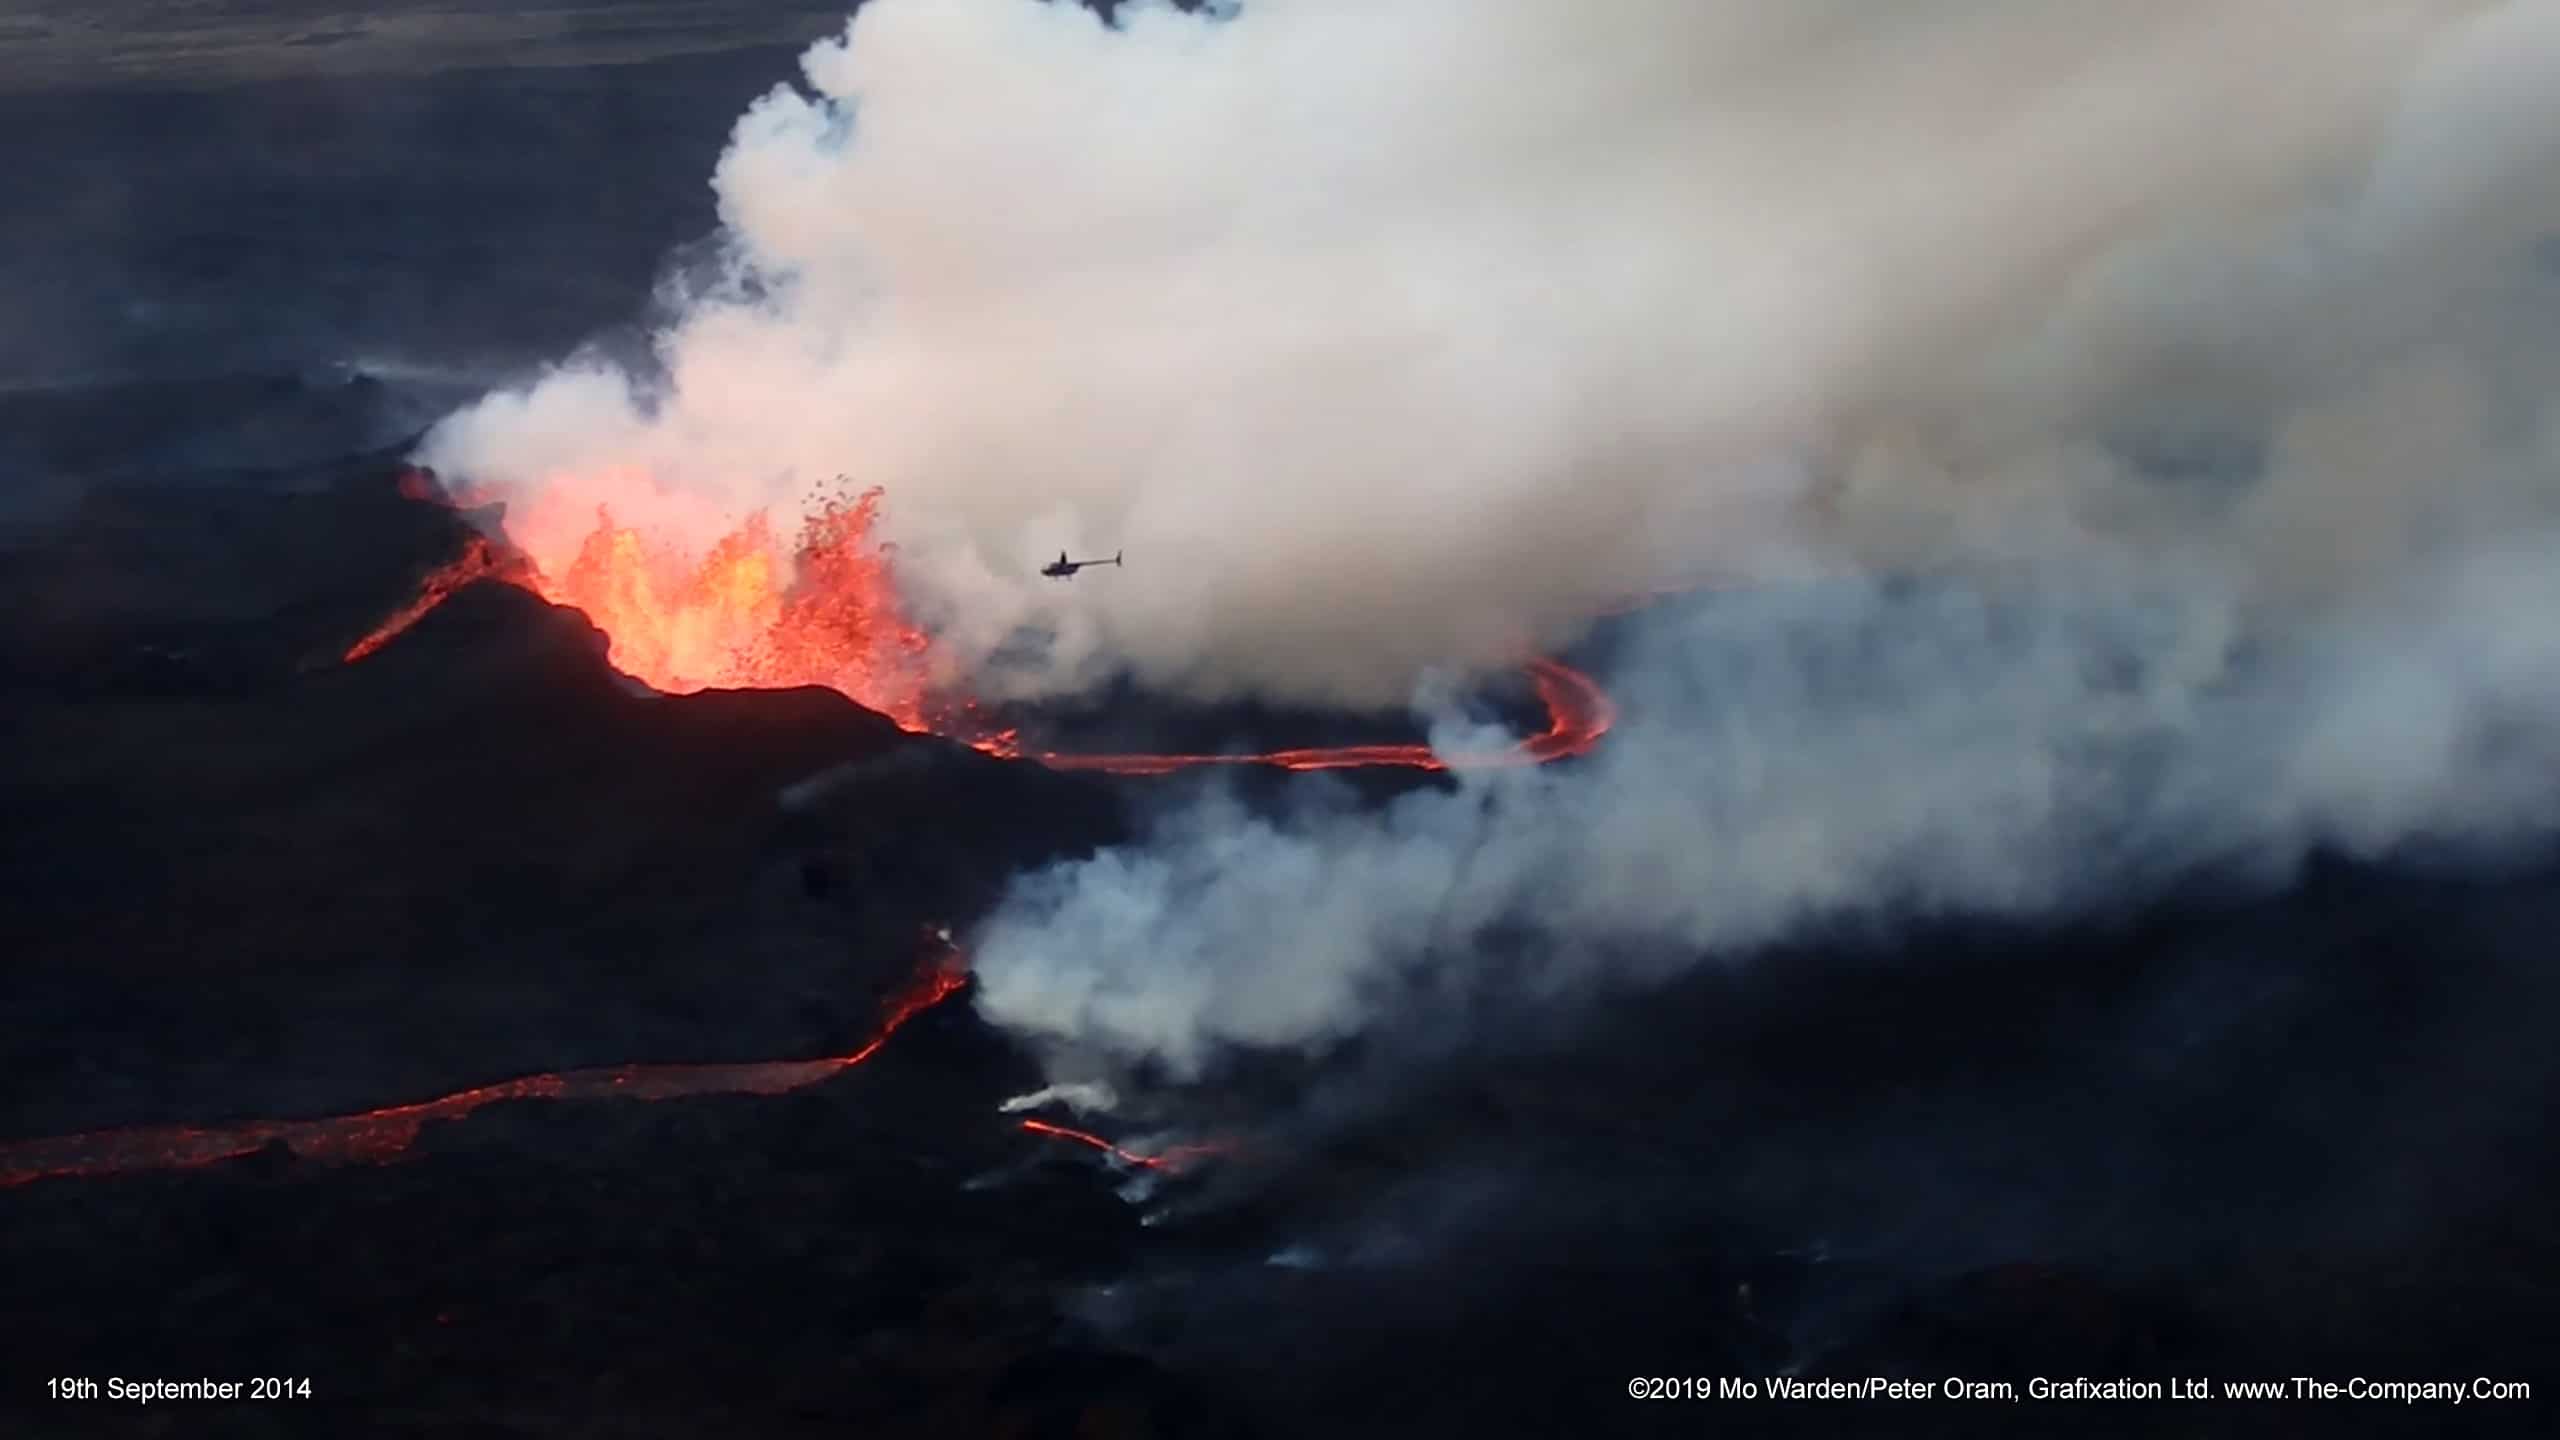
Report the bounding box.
[1041,549,1123,578]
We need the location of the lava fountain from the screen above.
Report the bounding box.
[347,476,936,730]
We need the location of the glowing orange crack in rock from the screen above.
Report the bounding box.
[0,961,968,1191]
[342,533,531,664]
[1016,1118,1233,1173]
[990,656,1615,774]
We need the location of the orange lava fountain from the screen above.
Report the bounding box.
[344,478,935,731]
[0,957,968,1191]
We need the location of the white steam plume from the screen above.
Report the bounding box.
[409,0,2560,1071]
[420,0,2546,706]
[951,0,2560,1074]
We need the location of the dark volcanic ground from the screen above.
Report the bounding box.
[6,382,2557,1440]
[6,11,2560,1438]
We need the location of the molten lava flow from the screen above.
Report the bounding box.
[342,533,531,663]
[987,656,1615,775]
[0,961,967,1191]
[1016,1118,1229,1173]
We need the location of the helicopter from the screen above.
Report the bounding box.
[1041,549,1123,578]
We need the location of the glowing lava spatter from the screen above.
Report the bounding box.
[548,489,934,730]
[345,477,935,730]
[0,961,967,1191]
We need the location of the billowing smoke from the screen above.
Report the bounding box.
[952,0,2560,1075]
[412,1,2560,1071]
[419,0,2547,705]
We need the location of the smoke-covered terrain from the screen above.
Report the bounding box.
[6,2,2560,1436]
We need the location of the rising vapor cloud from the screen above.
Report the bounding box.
[415,0,2560,1073]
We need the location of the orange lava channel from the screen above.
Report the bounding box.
[341,534,530,663]
[0,962,967,1191]
[983,656,1614,775]
[1016,1118,1231,1173]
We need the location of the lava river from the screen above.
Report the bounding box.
[1,958,969,1190]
